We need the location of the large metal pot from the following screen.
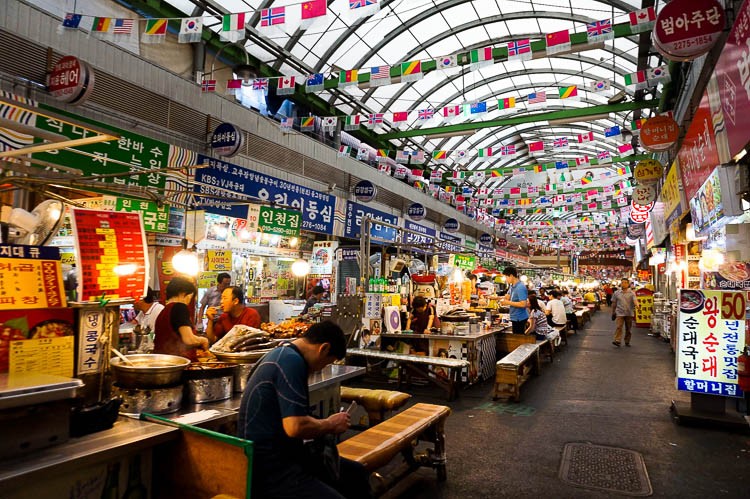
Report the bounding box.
[110,354,190,388]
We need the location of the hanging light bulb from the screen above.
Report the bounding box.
[291,257,310,277]
[172,239,200,276]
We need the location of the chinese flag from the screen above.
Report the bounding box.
[392,111,408,122]
[301,0,326,19]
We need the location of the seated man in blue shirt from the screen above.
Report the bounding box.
[238,321,370,498]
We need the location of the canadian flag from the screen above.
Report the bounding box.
[277,76,296,95]
[442,105,461,118]
[578,131,594,143]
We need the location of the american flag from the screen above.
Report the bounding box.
[528,92,546,105]
[253,78,269,91]
[113,18,134,34]
[553,137,569,149]
[280,117,294,130]
[507,39,531,57]
[418,108,434,120]
[370,65,390,80]
[587,19,612,38]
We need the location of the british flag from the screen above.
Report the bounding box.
[253,78,269,91]
[587,19,612,38]
[553,137,569,149]
[418,108,434,120]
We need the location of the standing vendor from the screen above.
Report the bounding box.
[406,295,435,333]
[154,276,209,361]
[197,272,231,331]
[500,266,529,335]
[206,286,261,343]
[302,285,326,315]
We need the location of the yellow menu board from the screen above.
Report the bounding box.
[10,336,75,377]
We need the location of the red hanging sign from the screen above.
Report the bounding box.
[653,0,725,61]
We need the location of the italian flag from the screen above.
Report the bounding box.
[223,13,247,31]
[477,147,493,160]
[624,70,647,88]
[470,47,494,70]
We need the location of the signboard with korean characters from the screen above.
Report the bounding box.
[1,308,75,376]
[344,201,398,242]
[653,0,725,61]
[634,159,664,185]
[115,198,169,233]
[443,218,460,233]
[46,55,94,105]
[629,200,654,223]
[210,122,243,158]
[310,241,337,275]
[478,233,494,247]
[195,155,335,234]
[677,93,721,202]
[245,204,302,238]
[632,184,657,206]
[438,232,463,253]
[353,180,377,203]
[635,287,654,327]
[451,254,476,270]
[660,161,683,223]
[676,289,745,397]
[403,220,436,252]
[640,116,679,151]
[205,250,232,271]
[407,202,427,221]
[0,245,66,310]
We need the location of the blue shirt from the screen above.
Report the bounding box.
[509,281,529,321]
[238,343,309,473]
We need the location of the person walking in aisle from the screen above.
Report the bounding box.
[500,266,529,335]
[611,278,637,347]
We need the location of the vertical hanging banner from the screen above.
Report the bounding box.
[676,289,746,397]
[70,209,148,302]
[635,287,654,327]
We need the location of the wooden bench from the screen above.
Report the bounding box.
[340,387,412,426]
[496,332,536,354]
[347,348,469,401]
[338,403,451,491]
[493,343,541,402]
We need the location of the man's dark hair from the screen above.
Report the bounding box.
[412,295,427,309]
[302,320,346,360]
[166,276,197,299]
[143,287,155,304]
[217,272,231,284]
[550,290,561,298]
[502,266,518,277]
[528,290,537,297]
[311,285,325,296]
[228,286,245,305]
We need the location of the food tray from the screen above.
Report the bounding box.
[209,348,275,363]
[0,373,83,410]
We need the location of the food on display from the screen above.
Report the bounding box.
[680,290,705,313]
[717,262,749,282]
[0,323,26,371]
[260,319,311,339]
[210,325,278,353]
[29,320,74,339]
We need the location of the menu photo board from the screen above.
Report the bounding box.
[310,241,337,275]
[70,209,148,302]
[1,308,75,376]
[676,289,745,397]
[689,165,744,237]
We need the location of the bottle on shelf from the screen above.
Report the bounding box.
[368,277,375,293]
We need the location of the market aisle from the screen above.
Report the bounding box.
[370,311,750,498]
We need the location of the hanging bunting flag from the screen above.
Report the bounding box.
[369,65,391,87]
[452,171,466,183]
[500,145,517,156]
[321,116,337,131]
[498,97,517,113]
[527,91,547,107]
[580,175,593,185]
[395,150,410,164]
[597,150,612,164]
[617,143,634,157]
[376,149,389,162]
[578,131,594,143]
[344,115,361,130]
[586,19,613,42]
[469,101,487,115]
[417,108,434,120]
[624,70,648,89]
[430,170,444,183]
[226,79,242,95]
[555,160,569,169]
[252,78,269,95]
[393,165,408,179]
[604,125,621,140]
[276,76,296,95]
[469,46,494,70]
[179,17,203,43]
[339,69,359,88]
[348,0,380,20]
[442,105,461,119]
[221,13,248,42]
[338,145,352,157]
[260,7,285,28]
[647,65,671,85]
[432,150,449,163]
[507,39,532,61]
[545,29,571,54]
[629,7,656,34]
[553,137,570,150]
[576,156,591,167]
[90,17,112,35]
[436,54,458,70]
[391,111,408,124]
[528,141,545,156]
[558,85,578,100]
[61,13,83,29]
[477,147,493,161]
[279,117,294,133]
[201,79,216,93]
[143,18,168,43]
[455,150,469,163]
[401,60,423,82]
[305,73,325,93]
[356,146,369,160]
[379,163,392,175]
[629,118,646,133]
[589,79,611,93]
[367,113,384,129]
[300,0,327,29]
[300,116,315,131]
[113,19,134,36]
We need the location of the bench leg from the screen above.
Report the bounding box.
[434,419,448,481]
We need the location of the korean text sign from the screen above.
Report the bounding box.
[344,201,398,242]
[677,289,746,397]
[195,155,335,234]
[0,245,66,310]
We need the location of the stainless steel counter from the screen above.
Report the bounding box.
[308,364,365,392]
[379,327,508,341]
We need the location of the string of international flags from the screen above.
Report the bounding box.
[59,6,663,98]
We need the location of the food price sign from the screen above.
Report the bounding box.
[676,289,746,397]
[635,287,654,327]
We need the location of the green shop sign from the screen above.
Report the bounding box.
[452,254,476,270]
[464,240,476,250]
[247,205,301,237]
[115,198,169,233]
